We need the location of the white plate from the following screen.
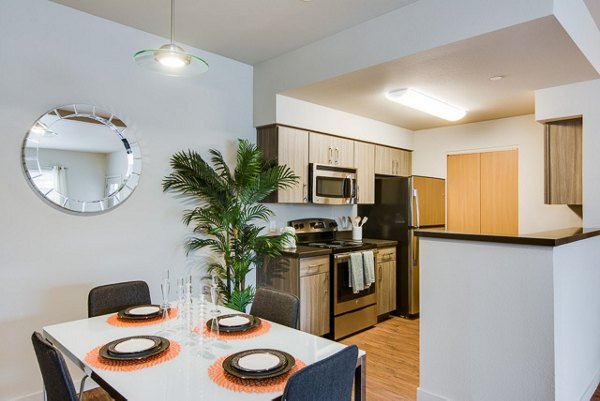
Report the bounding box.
[127,306,161,316]
[113,338,157,354]
[237,352,281,372]
[219,315,250,327]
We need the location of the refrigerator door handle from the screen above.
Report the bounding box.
[413,188,420,228]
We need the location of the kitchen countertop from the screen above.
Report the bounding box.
[415,226,600,247]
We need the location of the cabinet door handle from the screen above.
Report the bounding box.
[303,183,307,202]
[328,147,333,164]
[335,147,340,165]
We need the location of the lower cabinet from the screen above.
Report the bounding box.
[299,256,330,336]
[257,254,330,336]
[376,247,397,316]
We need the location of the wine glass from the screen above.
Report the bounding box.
[160,269,170,309]
[210,285,221,315]
[157,269,172,336]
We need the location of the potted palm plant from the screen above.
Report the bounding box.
[162,139,298,312]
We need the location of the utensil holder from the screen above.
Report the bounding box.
[352,226,362,241]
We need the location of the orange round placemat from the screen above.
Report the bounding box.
[207,355,306,393]
[106,308,178,327]
[84,340,181,371]
[194,320,271,340]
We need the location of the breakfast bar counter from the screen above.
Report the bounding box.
[415,227,600,401]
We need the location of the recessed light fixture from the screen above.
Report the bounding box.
[134,0,208,77]
[386,88,467,121]
[489,75,504,81]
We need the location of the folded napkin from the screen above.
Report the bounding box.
[349,253,365,294]
[362,251,375,288]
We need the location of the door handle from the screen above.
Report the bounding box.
[335,147,340,165]
[328,147,333,164]
[302,183,307,202]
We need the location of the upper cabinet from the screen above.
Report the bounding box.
[354,141,375,204]
[544,118,582,205]
[257,125,309,203]
[309,132,354,167]
[375,145,412,176]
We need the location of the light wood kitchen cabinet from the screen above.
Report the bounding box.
[376,247,397,316]
[447,149,518,235]
[299,256,330,336]
[375,145,412,176]
[544,118,582,205]
[257,254,330,336]
[257,125,309,203]
[309,132,354,167]
[353,141,375,204]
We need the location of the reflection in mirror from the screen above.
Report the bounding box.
[22,104,142,214]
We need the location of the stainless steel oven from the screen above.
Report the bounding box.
[309,163,357,205]
[291,217,378,340]
[332,250,378,339]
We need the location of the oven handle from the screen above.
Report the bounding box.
[334,249,378,260]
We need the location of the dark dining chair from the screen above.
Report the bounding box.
[276,344,359,401]
[88,280,151,317]
[250,287,300,329]
[31,331,86,401]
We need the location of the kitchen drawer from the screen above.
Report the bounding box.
[377,247,396,262]
[300,256,329,277]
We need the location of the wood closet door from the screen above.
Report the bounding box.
[480,150,518,235]
[447,153,481,233]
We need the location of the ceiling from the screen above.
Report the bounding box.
[52,0,599,131]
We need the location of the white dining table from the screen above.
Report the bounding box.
[43,304,366,401]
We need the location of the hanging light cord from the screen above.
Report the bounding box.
[170,0,174,45]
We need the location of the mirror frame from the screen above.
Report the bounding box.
[21,104,142,214]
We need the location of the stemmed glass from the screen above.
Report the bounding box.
[210,285,221,315]
[157,269,172,336]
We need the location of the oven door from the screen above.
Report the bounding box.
[333,252,377,315]
[310,164,356,205]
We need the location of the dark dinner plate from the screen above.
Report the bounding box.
[222,349,295,380]
[206,314,261,333]
[99,336,170,361]
[117,304,164,320]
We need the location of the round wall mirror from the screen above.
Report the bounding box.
[21,104,142,214]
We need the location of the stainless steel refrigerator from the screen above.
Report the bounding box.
[358,175,445,318]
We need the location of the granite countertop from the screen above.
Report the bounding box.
[415,227,600,247]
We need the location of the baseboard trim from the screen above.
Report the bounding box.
[417,387,450,401]
[579,366,600,401]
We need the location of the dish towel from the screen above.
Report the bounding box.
[362,251,375,288]
[349,253,365,294]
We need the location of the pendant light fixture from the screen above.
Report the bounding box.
[386,88,466,121]
[134,0,208,77]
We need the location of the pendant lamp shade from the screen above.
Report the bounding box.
[134,0,208,77]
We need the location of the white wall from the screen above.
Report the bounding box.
[419,238,556,401]
[419,234,600,401]
[554,237,600,401]
[0,1,253,399]
[535,79,600,227]
[412,114,582,234]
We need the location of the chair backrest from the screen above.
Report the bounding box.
[282,344,358,401]
[250,287,300,329]
[31,332,78,401]
[88,280,151,317]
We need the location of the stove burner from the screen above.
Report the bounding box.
[307,241,365,250]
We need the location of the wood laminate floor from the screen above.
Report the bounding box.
[341,316,420,401]
[81,316,600,401]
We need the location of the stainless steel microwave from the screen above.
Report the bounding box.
[309,163,357,204]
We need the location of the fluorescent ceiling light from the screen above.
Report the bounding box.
[386,88,466,121]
